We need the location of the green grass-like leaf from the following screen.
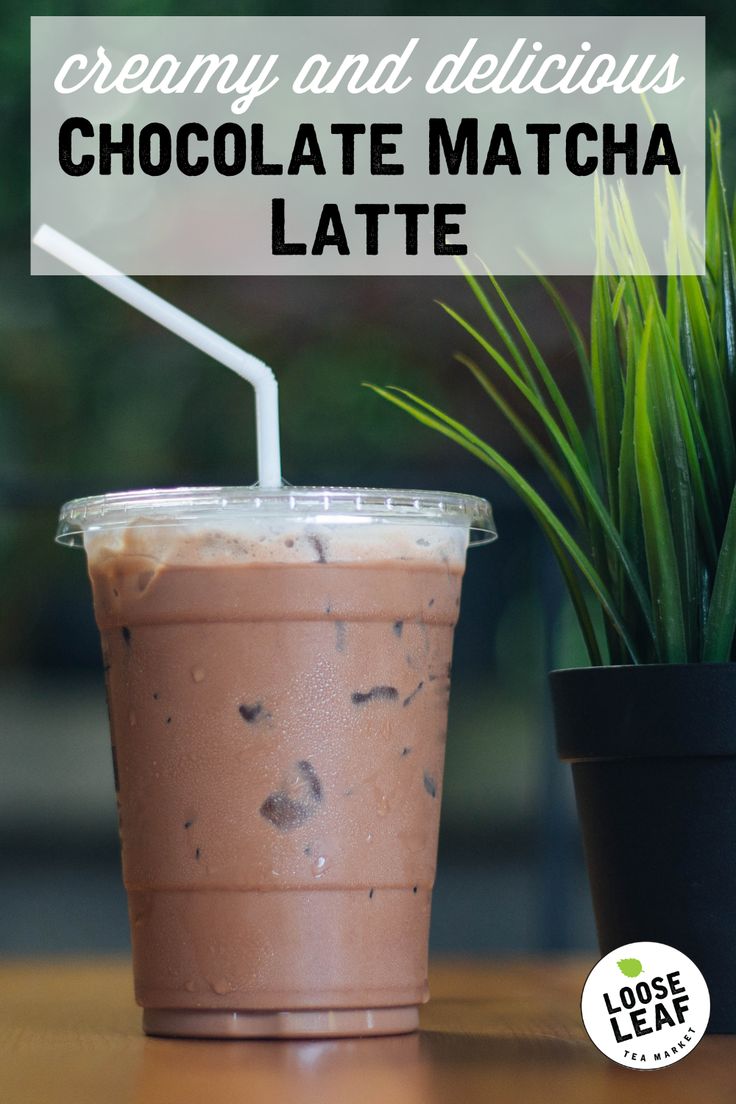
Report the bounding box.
[369,119,736,666]
[633,305,687,662]
[704,484,736,660]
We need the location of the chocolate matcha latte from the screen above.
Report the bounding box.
[58,487,494,1037]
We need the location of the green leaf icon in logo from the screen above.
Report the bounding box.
[617,958,643,978]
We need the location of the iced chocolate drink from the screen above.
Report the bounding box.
[57,487,494,1038]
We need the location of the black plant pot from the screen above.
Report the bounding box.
[551,663,736,1034]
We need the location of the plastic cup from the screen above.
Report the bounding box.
[57,486,494,1038]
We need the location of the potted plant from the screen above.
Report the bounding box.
[370,119,736,1033]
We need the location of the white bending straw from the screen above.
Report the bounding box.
[32,224,282,487]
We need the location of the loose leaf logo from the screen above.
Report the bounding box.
[617,958,643,978]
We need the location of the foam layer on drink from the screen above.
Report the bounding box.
[84,516,468,568]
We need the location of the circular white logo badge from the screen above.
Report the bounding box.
[581,941,710,1069]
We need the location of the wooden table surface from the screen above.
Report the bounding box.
[2,958,735,1103]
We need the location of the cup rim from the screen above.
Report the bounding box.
[56,484,496,549]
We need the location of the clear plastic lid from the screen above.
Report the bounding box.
[56,485,495,549]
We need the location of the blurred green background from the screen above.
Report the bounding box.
[2,0,734,957]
